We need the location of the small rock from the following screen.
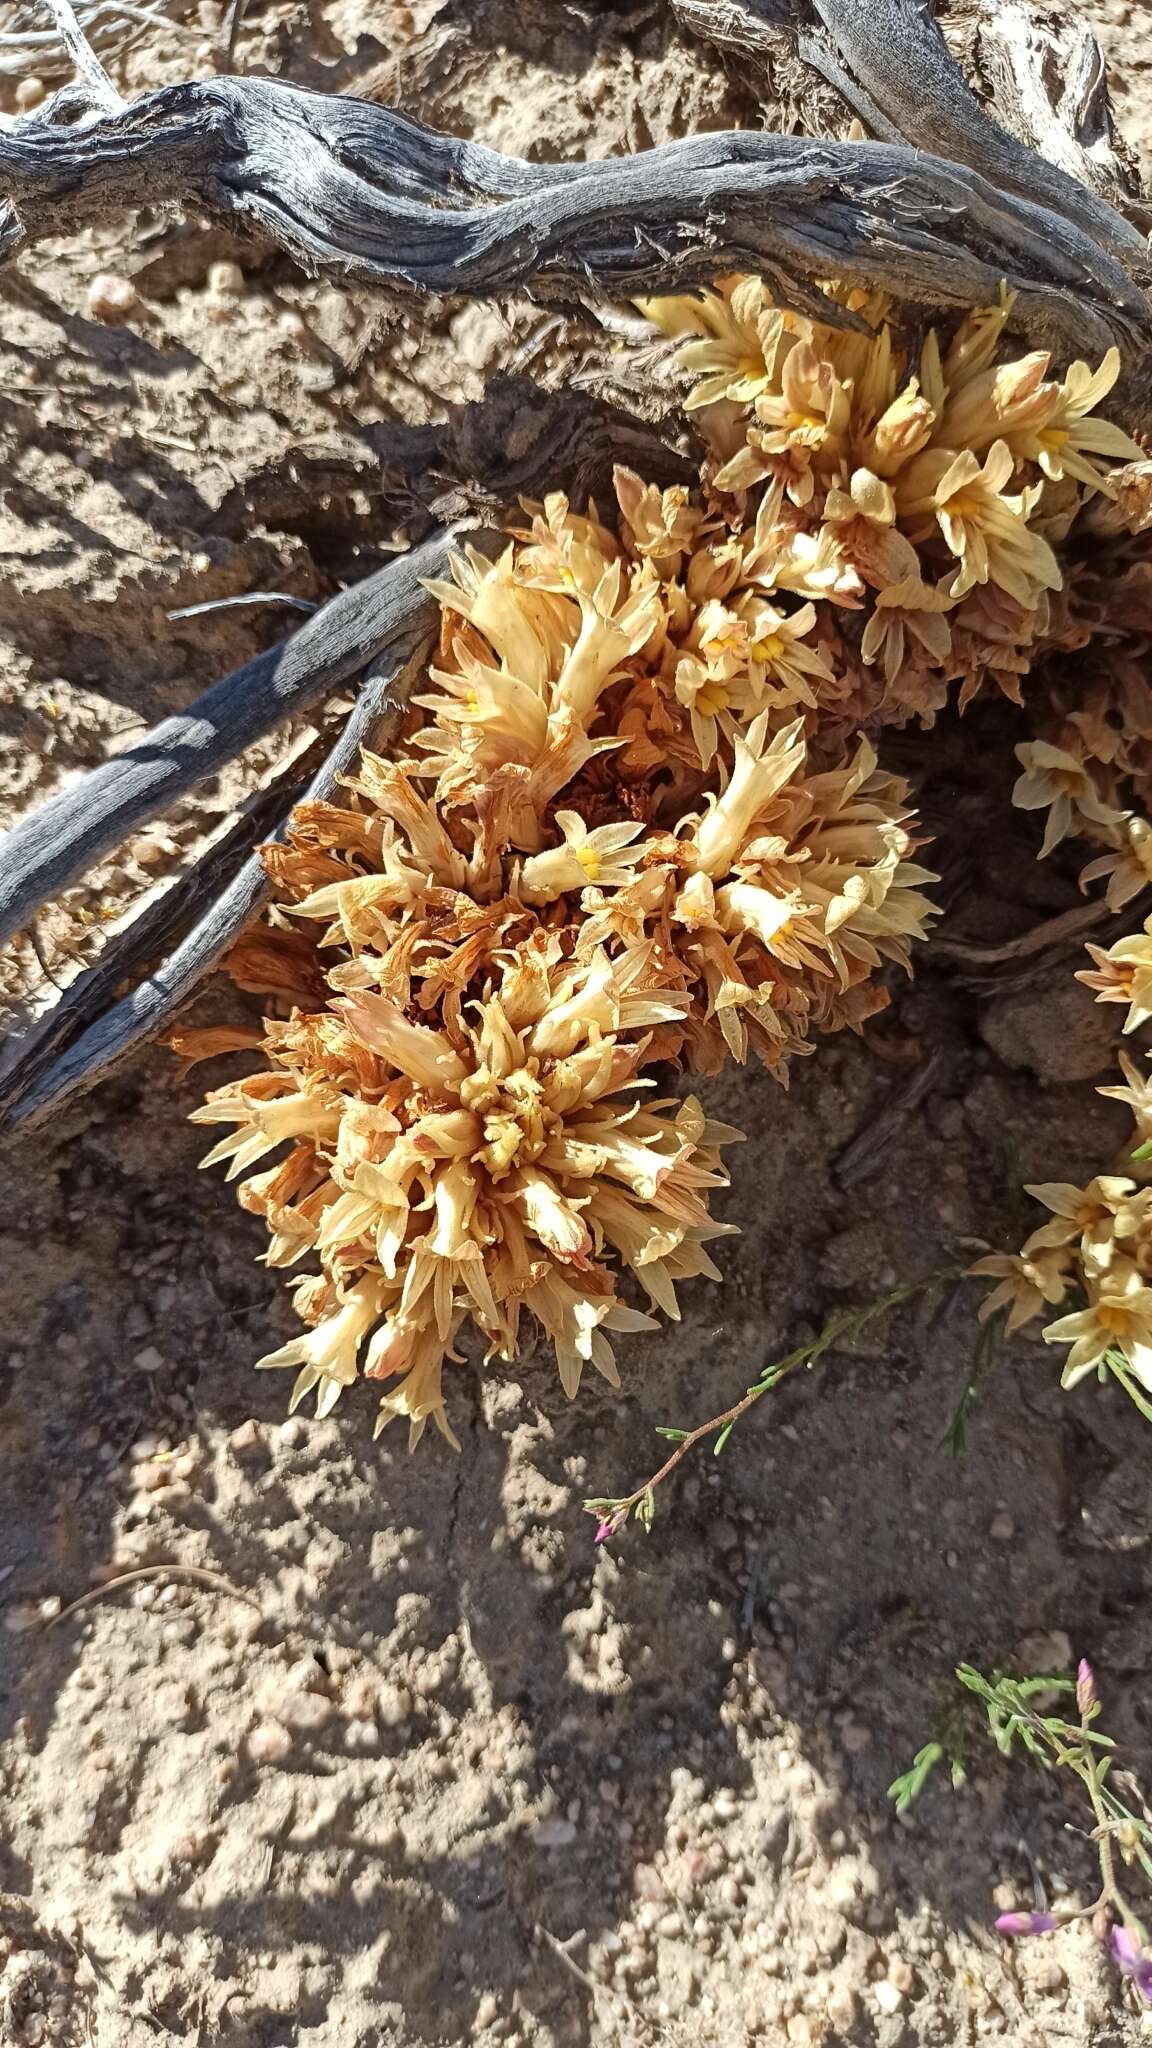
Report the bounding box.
[841,1721,872,1754]
[137,1460,172,1492]
[344,1718,380,1753]
[38,1595,62,1621]
[208,260,245,295]
[825,1984,858,2030]
[246,1721,293,1764]
[980,977,1118,1084]
[280,1690,333,1734]
[874,1980,904,2014]
[887,1956,915,1994]
[990,1511,1015,1543]
[3,1603,40,1634]
[15,75,46,109]
[277,1419,307,1449]
[533,1816,578,1849]
[152,1480,192,1509]
[229,1420,263,1454]
[377,1685,413,1727]
[132,1344,165,1375]
[1014,1628,1073,1674]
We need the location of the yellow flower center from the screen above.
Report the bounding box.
[751,633,786,664]
[576,845,602,882]
[466,690,481,715]
[694,679,730,717]
[1097,1304,1131,1336]
[738,354,765,381]
[1040,427,1069,453]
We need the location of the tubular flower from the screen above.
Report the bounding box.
[1012,741,1125,858]
[1079,915,1152,1033]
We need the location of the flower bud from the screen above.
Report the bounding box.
[995,1911,1056,1937]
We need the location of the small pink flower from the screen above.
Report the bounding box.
[1076,1658,1096,1715]
[594,1520,614,1545]
[1112,1924,1152,2003]
[995,1911,1056,1936]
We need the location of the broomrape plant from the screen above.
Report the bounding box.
[175,276,1152,1445]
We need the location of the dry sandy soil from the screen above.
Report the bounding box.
[1,4,1151,2045]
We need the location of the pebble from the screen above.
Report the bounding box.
[345,1719,381,1753]
[989,1512,1015,1543]
[533,1817,577,1849]
[160,1617,198,1648]
[887,1956,915,1994]
[1014,1628,1072,1673]
[280,1690,333,1734]
[874,1980,904,2014]
[825,1985,858,2029]
[38,1595,62,1621]
[246,1721,293,1764]
[208,260,245,295]
[229,1420,263,1454]
[841,1721,872,1754]
[3,1604,41,1634]
[277,1419,307,1449]
[132,1344,165,1375]
[1030,1958,1066,1995]
[377,1685,413,1727]
[15,75,46,109]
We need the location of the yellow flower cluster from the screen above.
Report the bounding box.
[971,963,1152,1419]
[186,277,1150,1441]
[971,1169,1152,1417]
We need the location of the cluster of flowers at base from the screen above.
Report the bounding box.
[185,275,1150,1441]
[182,449,943,1439]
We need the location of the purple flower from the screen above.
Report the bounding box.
[1076,1659,1096,1715]
[1111,1924,1152,2003]
[594,1520,614,1545]
[995,1911,1056,1937]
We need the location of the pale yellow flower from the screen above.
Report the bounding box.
[637,277,790,411]
[1080,813,1152,912]
[1012,740,1124,857]
[969,1246,1072,1333]
[715,343,850,503]
[519,813,652,903]
[1099,1050,1152,1148]
[1080,917,1152,1033]
[254,1273,390,1419]
[905,440,1063,608]
[693,713,808,875]
[1043,1263,1152,1390]
[1022,1176,1152,1263]
[1031,349,1144,492]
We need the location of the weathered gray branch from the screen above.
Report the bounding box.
[0,532,452,952]
[0,78,1148,358]
[0,639,432,1132]
[670,0,1151,253]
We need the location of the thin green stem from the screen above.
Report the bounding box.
[586,1267,957,1535]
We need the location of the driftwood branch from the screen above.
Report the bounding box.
[954,1,1150,229]
[0,78,1148,359]
[670,0,1151,253]
[0,636,431,1132]
[0,531,454,952]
